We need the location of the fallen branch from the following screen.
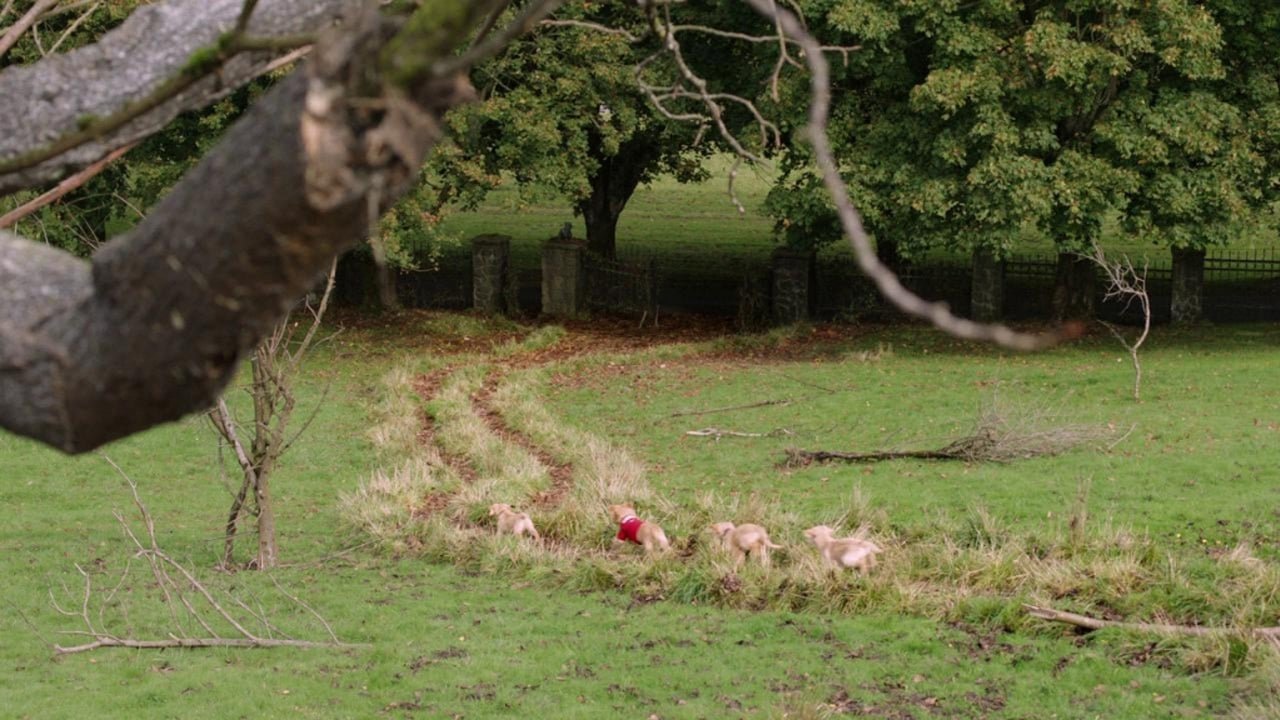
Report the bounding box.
[669,398,794,418]
[49,456,365,655]
[686,427,794,439]
[784,401,1119,467]
[55,636,351,655]
[1024,604,1280,646]
[786,447,966,465]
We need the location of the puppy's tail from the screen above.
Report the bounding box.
[763,540,783,549]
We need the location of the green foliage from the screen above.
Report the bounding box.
[425,0,798,251]
[768,0,1280,256]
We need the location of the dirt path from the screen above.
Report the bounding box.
[409,368,476,520]
[472,368,575,509]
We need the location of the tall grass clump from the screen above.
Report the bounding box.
[338,457,450,553]
[366,363,429,457]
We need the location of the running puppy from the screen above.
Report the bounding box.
[709,522,782,568]
[803,525,881,573]
[608,504,670,553]
[488,503,541,540]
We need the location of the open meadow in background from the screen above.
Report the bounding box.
[427,155,1280,276]
[1,306,1277,718]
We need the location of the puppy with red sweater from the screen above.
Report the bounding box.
[608,503,670,554]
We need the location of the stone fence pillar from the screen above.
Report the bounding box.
[471,234,511,314]
[970,247,1005,322]
[771,247,814,324]
[1170,246,1205,325]
[542,238,586,316]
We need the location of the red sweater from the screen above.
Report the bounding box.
[616,516,644,544]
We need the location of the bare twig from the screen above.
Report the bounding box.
[0,0,60,62]
[49,457,364,655]
[1025,604,1280,642]
[669,398,794,418]
[685,427,794,439]
[46,0,100,56]
[435,0,563,77]
[1087,244,1151,400]
[0,142,137,229]
[540,18,638,41]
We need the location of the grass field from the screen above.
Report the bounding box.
[1,310,1277,718]
[430,156,1280,275]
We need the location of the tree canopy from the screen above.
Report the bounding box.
[431,0,802,257]
[768,0,1280,258]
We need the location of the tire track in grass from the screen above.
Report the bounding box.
[473,367,575,509]
[410,367,476,520]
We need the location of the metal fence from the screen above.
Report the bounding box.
[583,252,660,325]
[336,246,1280,324]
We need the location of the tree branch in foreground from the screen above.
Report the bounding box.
[0,1,488,452]
[51,456,364,655]
[0,0,350,195]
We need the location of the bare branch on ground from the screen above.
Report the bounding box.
[1025,604,1280,648]
[669,398,795,419]
[785,401,1122,466]
[685,427,794,439]
[50,456,364,655]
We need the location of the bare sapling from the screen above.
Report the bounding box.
[48,456,361,655]
[209,260,337,570]
[1085,244,1151,400]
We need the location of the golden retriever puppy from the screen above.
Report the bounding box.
[709,522,782,568]
[608,504,670,553]
[803,525,881,574]
[488,503,540,540]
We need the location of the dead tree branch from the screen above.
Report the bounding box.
[1086,244,1151,401]
[685,426,794,439]
[0,0,59,62]
[669,398,794,418]
[50,456,364,655]
[0,142,137,229]
[785,401,1119,467]
[1025,604,1280,646]
[0,0,349,194]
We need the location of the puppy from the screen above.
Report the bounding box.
[488,503,540,540]
[803,525,881,574]
[709,522,782,568]
[608,504,670,553]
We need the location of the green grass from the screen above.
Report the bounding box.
[435,155,781,273]
[2,314,1278,717]
[430,155,1280,274]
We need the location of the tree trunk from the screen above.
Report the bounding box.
[1052,252,1096,320]
[255,472,278,569]
[576,135,657,258]
[876,237,904,271]
[0,10,473,452]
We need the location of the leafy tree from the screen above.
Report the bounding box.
[768,0,1279,309]
[434,1,788,258]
